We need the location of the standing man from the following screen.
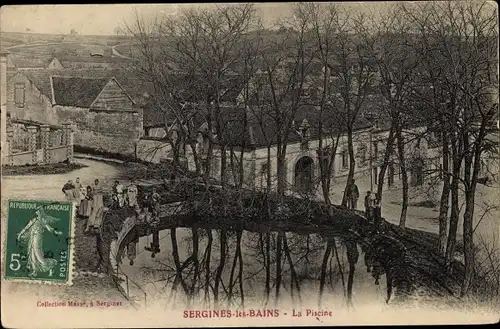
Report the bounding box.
[365,191,374,221]
[127,179,138,208]
[349,179,360,210]
[116,181,125,208]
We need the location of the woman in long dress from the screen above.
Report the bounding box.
[17,208,62,276]
[73,177,82,201]
[79,186,93,218]
[87,179,104,232]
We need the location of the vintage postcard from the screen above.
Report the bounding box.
[1,2,499,328]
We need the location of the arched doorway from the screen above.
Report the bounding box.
[295,156,314,192]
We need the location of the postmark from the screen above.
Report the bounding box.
[3,199,75,285]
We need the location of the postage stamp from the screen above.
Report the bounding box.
[3,199,75,285]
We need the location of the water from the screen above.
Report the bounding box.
[119,227,390,310]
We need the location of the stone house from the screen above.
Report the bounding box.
[6,69,143,157]
[139,96,442,201]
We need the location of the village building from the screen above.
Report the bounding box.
[58,55,134,70]
[5,65,144,158]
[7,55,64,70]
[137,74,443,200]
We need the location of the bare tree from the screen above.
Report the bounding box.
[126,5,260,186]
[368,4,420,219]
[324,7,378,207]
[405,1,498,294]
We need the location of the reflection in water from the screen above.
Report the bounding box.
[120,227,394,310]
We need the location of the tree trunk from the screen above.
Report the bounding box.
[438,131,451,256]
[342,128,356,207]
[190,227,200,300]
[396,126,408,228]
[265,232,271,303]
[228,230,242,305]
[277,152,287,195]
[220,145,227,187]
[204,230,213,304]
[214,230,227,307]
[376,124,396,202]
[346,240,359,308]
[267,146,272,191]
[461,190,475,296]
[319,241,333,307]
[275,232,283,304]
[445,164,460,270]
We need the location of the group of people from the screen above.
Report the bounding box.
[111,180,139,209]
[62,178,105,234]
[344,179,383,230]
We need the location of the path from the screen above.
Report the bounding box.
[112,43,134,60]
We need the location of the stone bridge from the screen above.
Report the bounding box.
[100,180,459,309]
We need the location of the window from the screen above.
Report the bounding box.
[341,150,348,168]
[15,83,25,108]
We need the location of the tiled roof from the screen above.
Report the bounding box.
[51,76,109,108]
[10,55,54,68]
[144,102,374,148]
[9,69,154,106]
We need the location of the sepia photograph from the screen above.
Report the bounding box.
[1,2,499,327]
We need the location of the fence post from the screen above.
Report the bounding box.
[40,125,51,164]
[62,123,73,163]
[5,127,13,166]
[27,126,38,165]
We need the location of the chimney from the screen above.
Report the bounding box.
[1,51,9,165]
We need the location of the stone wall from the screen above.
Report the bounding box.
[136,138,172,163]
[6,73,58,124]
[5,123,73,166]
[54,106,143,156]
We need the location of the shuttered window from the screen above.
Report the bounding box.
[15,83,25,108]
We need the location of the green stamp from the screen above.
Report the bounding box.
[3,200,75,285]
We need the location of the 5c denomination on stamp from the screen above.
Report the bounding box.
[3,200,75,285]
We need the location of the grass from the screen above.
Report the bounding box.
[2,161,88,176]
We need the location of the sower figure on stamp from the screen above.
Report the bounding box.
[16,207,62,276]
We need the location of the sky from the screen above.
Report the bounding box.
[0,3,296,35]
